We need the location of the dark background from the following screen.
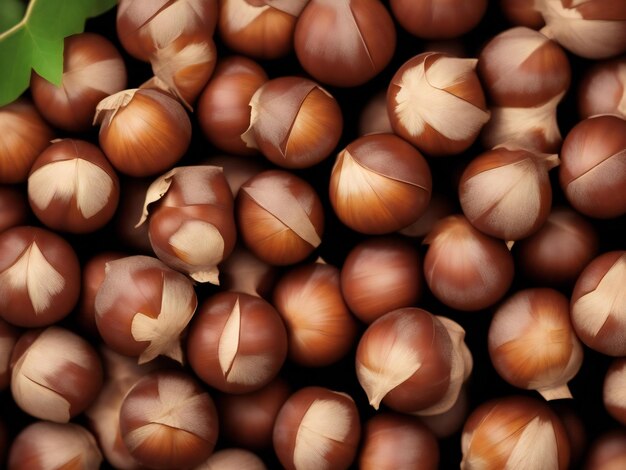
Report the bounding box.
[2,1,625,468]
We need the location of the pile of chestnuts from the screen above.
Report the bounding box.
[0,0,625,468]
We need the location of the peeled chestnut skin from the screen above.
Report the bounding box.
[0,226,80,327]
[186,291,288,393]
[341,236,421,324]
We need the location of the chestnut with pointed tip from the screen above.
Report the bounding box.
[119,370,219,469]
[488,288,583,400]
[237,170,324,266]
[559,115,626,219]
[0,186,28,233]
[217,378,291,450]
[459,145,559,241]
[341,236,421,324]
[294,0,396,87]
[116,0,218,61]
[356,308,472,415]
[8,422,102,470]
[219,0,308,59]
[329,134,432,234]
[27,139,120,234]
[94,88,192,177]
[423,215,514,311]
[578,57,626,119]
[461,395,570,470]
[187,291,288,393]
[273,386,361,470]
[94,255,197,364]
[198,56,268,156]
[30,33,127,131]
[0,99,54,184]
[10,327,103,422]
[478,27,570,107]
[359,413,439,470]
[273,261,358,367]
[241,76,343,169]
[138,166,236,284]
[0,226,80,327]
[516,207,598,285]
[570,251,626,356]
[388,52,490,156]
[390,0,487,39]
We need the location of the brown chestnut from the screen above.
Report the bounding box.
[119,370,219,469]
[187,291,288,393]
[28,139,120,234]
[10,327,103,422]
[237,170,324,265]
[0,226,80,327]
[273,261,358,367]
[273,386,361,470]
[340,236,421,324]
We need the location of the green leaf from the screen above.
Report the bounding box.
[0,0,27,32]
[0,0,117,106]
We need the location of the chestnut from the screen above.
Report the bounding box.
[27,139,120,234]
[237,170,324,265]
[0,186,28,234]
[30,33,127,131]
[116,0,218,61]
[0,98,54,184]
[294,0,396,87]
[119,370,219,469]
[10,327,103,422]
[94,255,197,364]
[329,133,432,234]
[8,422,102,470]
[0,318,19,390]
[218,0,308,59]
[273,261,358,367]
[559,115,626,218]
[197,56,268,156]
[387,52,490,156]
[461,395,570,469]
[603,358,626,426]
[477,27,570,107]
[356,308,472,415]
[0,226,80,327]
[390,0,487,39]
[241,76,343,169]
[459,145,559,241]
[197,449,267,469]
[578,57,626,119]
[359,413,439,470]
[340,236,422,324]
[516,207,598,285]
[187,291,288,393]
[94,88,192,177]
[273,386,361,470]
[138,166,236,284]
[570,251,626,356]
[423,215,514,311]
[488,288,583,400]
[217,378,291,450]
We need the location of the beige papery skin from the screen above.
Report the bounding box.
[7,422,103,470]
[388,52,490,156]
[138,166,236,284]
[461,396,570,470]
[195,449,267,470]
[94,256,197,365]
[538,0,626,59]
[488,288,583,400]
